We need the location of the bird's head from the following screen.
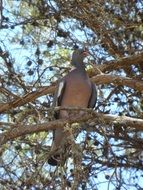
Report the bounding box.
[71,48,89,68]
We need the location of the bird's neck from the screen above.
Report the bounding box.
[71,60,86,73]
[78,67,87,76]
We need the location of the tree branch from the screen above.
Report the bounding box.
[56,0,124,57]
[0,108,143,145]
[97,52,143,73]
[92,158,143,170]
[0,85,56,113]
[0,0,2,28]
[91,74,143,92]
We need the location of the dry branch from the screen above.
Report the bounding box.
[0,85,56,113]
[92,74,143,92]
[0,108,143,145]
[97,52,143,72]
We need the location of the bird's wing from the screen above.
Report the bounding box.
[48,79,66,166]
[52,79,66,119]
[88,82,97,108]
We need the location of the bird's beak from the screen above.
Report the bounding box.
[82,50,89,57]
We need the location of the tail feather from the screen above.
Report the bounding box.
[48,154,61,166]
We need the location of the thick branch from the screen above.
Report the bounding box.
[0,85,56,113]
[91,74,143,92]
[0,109,143,145]
[97,52,143,73]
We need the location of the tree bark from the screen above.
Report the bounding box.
[0,108,143,145]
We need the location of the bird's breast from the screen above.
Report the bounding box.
[61,70,92,108]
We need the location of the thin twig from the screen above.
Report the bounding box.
[0,0,2,28]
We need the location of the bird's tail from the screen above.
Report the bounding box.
[48,154,61,166]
